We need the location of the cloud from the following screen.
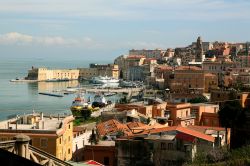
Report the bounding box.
[0,32,33,44]
[0,32,98,48]
[0,0,249,21]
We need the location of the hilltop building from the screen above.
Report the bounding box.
[129,49,166,59]
[153,65,218,93]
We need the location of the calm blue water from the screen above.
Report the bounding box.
[0,58,113,120]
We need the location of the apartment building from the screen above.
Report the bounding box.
[0,113,74,161]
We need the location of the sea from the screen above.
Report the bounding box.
[0,57,115,120]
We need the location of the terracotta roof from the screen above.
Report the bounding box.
[187,125,225,133]
[156,65,172,70]
[126,122,146,130]
[130,123,166,134]
[176,132,195,142]
[96,119,131,136]
[176,126,215,142]
[175,66,202,71]
[127,55,145,59]
[132,125,215,142]
[73,126,86,132]
[83,160,104,166]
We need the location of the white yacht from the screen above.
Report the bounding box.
[92,93,107,108]
[91,76,119,84]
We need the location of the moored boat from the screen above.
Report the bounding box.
[92,93,107,108]
[70,94,91,117]
[90,76,119,84]
[45,78,70,82]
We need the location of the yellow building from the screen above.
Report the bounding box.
[0,113,74,161]
[26,66,79,81]
[112,64,119,79]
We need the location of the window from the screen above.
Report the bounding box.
[0,137,7,141]
[212,120,217,126]
[161,142,166,150]
[168,143,174,150]
[104,157,110,165]
[40,138,48,148]
[68,148,71,154]
[59,137,62,144]
[68,124,71,129]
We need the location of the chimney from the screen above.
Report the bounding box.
[16,120,18,130]
[36,121,39,129]
[7,122,10,129]
[58,114,60,121]
[40,112,43,120]
[42,121,45,129]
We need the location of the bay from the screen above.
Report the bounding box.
[0,57,113,120]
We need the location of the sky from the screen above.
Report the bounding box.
[0,0,250,61]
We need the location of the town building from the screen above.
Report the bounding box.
[186,125,230,147]
[26,66,79,81]
[82,141,116,166]
[72,126,92,162]
[165,103,195,126]
[202,56,235,86]
[114,55,127,79]
[115,101,168,119]
[153,65,218,93]
[174,47,196,66]
[117,125,217,166]
[78,64,119,80]
[129,49,166,59]
[210,90,250,108]
[190,103,219,126]
[96,119,132,138]
[0,113,74,161]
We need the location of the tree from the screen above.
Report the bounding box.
[81,109,91,120]
[218,91,246,148]
[188,97,208,103]
[88,129,99,145]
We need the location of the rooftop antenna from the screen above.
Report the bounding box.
[246,42,249,67]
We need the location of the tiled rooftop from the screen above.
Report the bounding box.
[131,125,215,142]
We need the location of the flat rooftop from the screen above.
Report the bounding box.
[0,113,73,131]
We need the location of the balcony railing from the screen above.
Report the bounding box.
[0,134,72,166]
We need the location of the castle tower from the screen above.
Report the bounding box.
[196,36,204,62]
